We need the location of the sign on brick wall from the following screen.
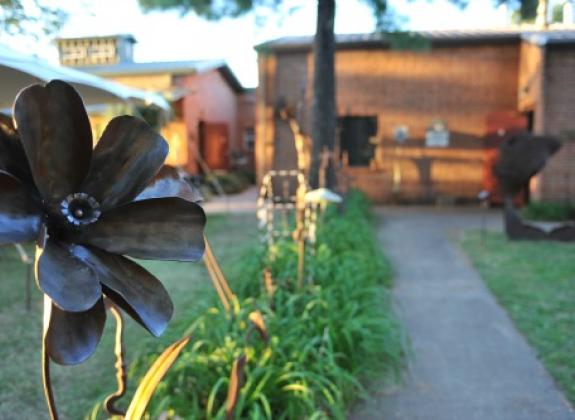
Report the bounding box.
[426,120,449,147]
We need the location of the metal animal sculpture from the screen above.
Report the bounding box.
[494,133,575,241]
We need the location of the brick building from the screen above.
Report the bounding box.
[255,29,575,203]
[57,35,255,175]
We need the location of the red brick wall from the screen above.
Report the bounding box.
[544,45,575,136]
[334,45,520,202]
[177,69,239,174]
[236,90,256,171]
[257,43,521,202]
[537,141,575,202]
[272,52,309,171]
[537,44,575,202]
[255,54,277,183]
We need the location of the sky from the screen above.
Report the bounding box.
[5,0,516,88]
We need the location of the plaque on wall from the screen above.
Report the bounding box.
[425,120,449,147]
[394,125,409,144]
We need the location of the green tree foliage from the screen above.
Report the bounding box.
[139,0,277,19]
[446,0,544,23]
[139,0,389,22]
[500,0,539,21]
[0,0,67,37]
[551,2,567,23]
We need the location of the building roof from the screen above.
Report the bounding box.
[256,27,575,52]
[522,29,575,45]
[81,59,224,76]
[56,34,137,44]
[81,59,245,93]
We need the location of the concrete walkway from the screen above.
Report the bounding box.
[352,207,574,420]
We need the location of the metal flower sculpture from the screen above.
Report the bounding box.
[0,80,206,366]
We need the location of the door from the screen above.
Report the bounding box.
[200,122,229,170]
[338,116,378,166]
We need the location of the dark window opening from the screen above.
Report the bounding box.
[244,127,255,150]
[524,111,534,133]
[338,116,378,167]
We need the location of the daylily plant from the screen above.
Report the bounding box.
[0,80,206,365]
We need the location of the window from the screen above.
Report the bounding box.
[338,116,378,166]
[244,127,255,150]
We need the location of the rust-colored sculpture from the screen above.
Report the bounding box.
[0,80,206,417]
[494,133,575,241]
[494,133,561,196]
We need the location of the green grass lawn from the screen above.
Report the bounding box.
[0,213,258,419]
[459,231,575,404]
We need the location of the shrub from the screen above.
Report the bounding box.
[131,191,404,419]
[521,201,575,222]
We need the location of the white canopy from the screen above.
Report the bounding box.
[0,44,170,110]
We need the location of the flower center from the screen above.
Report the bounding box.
[60,193,101,227]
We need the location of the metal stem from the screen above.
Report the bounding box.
[25,264,32,311]
[204,235,236,312]
[42,299,58,420]
[104,303,127,417]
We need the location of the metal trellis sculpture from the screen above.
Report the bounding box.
[0,80,206,418]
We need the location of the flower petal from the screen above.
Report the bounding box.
[13,80,92,203]
[78,198,206,261]
[81,116,168,211]
[0,113,35,188]
[73,245,173,337]
[36,239,102,312]
[45,297,106,365]
[135,165,203,203]
[0,173,41,244]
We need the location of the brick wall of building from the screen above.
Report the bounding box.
[536,141,575,202]
[255,54,277,183]
[177,69,239,173]
[258,42,522,202]
[544,44,575,135]
[236,90,256,171]
[537,44,575,202]
[334,44,520,202]
[272,52,309,171]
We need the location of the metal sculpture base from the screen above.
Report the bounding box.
[504,200,575,242]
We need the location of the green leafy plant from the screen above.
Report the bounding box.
[130,191,404,419]
[521,201,575,222]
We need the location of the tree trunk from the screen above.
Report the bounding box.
[310,0,336,189]
[536,0,549,27]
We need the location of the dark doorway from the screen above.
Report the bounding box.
[338,116,378,166]
[525,111,534,133]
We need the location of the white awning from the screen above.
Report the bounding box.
[0,44,170,111]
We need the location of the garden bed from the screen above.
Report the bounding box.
[131,192,404,419]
